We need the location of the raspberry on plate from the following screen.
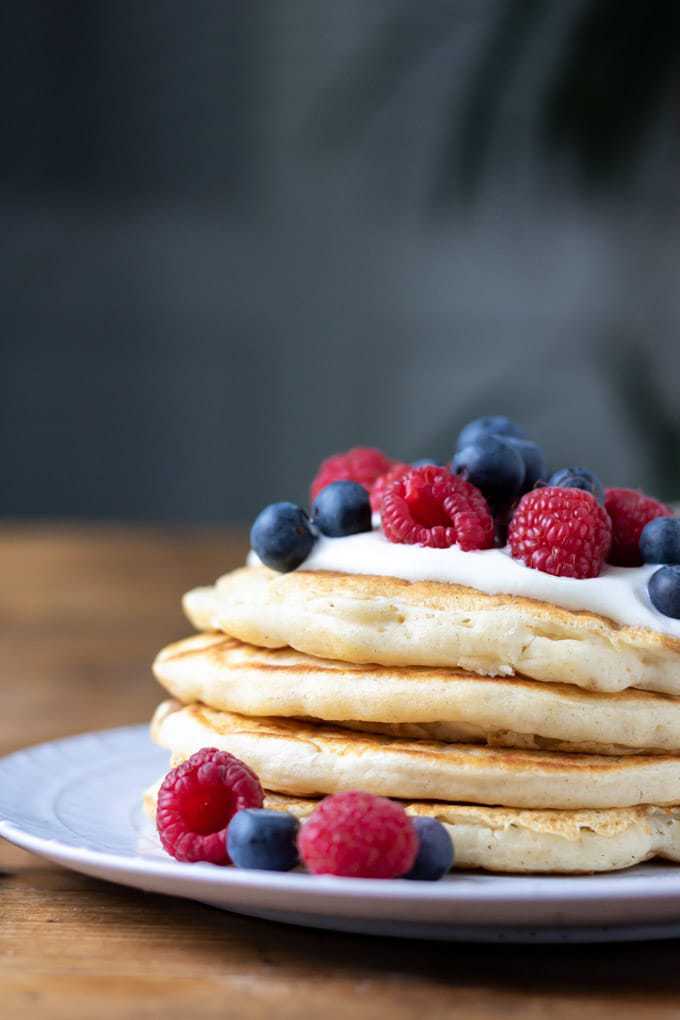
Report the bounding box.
[310,447,394,505]
[156,748,263,864]
[297,790,418,878]
[508,486,611,579]
[604,487,673,567]
[381,465,494,551]
[369,462,412,513]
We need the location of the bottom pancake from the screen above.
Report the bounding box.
[151,700,680,810]
[143,777,680,874]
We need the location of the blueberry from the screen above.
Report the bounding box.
[227,809,300,871]
[312,480,372,537]
[648,566,680,619]
[505,438,547,491]
[456,415,526,450]
[412,458,437,467]
[250,502,316,572]
[403,817,454,881]
[452,435,525,506]
[640,517,680,565]
[547,467,605,505]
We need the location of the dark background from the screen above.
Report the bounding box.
[4,0,680,522]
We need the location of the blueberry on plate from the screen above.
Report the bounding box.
[547,467,605,505]
[227,809,300,871]
[250,502,316,572]
[504,437,547,491]
[403,817,454,881]
[452,434,525,506]
[312,480,372,537]
[640,517,680,565]
[648,566,680,619]
[456,415,526,450]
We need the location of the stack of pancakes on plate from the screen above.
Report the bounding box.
[147,564,680,873]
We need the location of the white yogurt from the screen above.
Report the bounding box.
[248,529,680,637]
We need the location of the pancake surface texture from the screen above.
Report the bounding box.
[183,567,680,695]
[143,778,680,874]
[151,700,680,810]
[154,633,680,755]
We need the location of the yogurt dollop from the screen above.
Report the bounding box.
[250,528,680,638]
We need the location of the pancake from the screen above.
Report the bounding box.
[142,778,680,874]
[150,700,680,810]
[183,566,680,696]
[154,633,680,756]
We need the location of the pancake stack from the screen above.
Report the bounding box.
[148,563,680,874]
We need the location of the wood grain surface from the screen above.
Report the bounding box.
[2,523,680,1019]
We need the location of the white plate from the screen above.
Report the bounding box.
[4,725,680,943]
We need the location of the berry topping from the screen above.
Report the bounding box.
[604,488,673,567]
[310,447,394,505]
[369,462,412,513]
[297,791,418,878]
[508,486,612,578]
[547,467,605,505]
[227,808,300,872]
[156,748,264,864]
[648,566,680,619]
[456,415,526,450]
[250,502,317,573]
[505,438,547,492]
[403,817,455,881]
[452,435,526,507]
[312,480,372,537]
[640,517,680,565]
[381,466,494,551]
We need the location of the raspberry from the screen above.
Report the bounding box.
[297,791,418,878]
[381,465,494,551]
[370,462,412,513]
[310,447,394,505]
[156,748,263,864]
[604,487,673,567]
[508,486,612,579]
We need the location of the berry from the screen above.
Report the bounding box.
[508,486,612,579]
[370,462,412,513]
[505,438,547,491]
[156,748,264,865]
[640,517,680,565]
[648,566,680,619]
[381,466,494,551]
[403,817,454,881]
[604,488,673,567]
[298,791,418,878]
[452,435,525,506]
[227,809,300,872]
[310,447,394,504]
[250,502,316,572]
[312,480,372,537]
[456,415,526,450]
[548,467,605,505]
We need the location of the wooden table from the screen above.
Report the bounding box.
[2,524,680,1019]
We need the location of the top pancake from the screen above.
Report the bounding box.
[154,632,680,755]
[183,566,680,696]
